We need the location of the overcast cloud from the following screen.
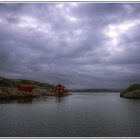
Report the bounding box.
[0,3,140,89]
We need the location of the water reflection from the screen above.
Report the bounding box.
[0,98,16,104]
[55,95,66,103]
[0,97,33,104]
[0,93,140,137]
[17,98,33,104]
[0,95,67,104]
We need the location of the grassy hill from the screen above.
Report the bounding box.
[0,76,55,89]
[120,84,140,99]
[0,76,55,98]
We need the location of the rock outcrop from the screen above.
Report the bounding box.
[0,76,55,99]
[120,84,140,99]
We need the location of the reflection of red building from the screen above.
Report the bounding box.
[54,84,68,94]
[18,84,33,92]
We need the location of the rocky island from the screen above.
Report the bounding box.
[120,84,140,99]
[0,76,58,99]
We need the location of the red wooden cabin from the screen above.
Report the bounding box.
[18,84,33,92]
[54,84,68,94]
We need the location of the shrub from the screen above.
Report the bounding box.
[1,87,8,93]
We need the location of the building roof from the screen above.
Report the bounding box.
[56,84,64,87]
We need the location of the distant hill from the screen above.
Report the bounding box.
[70,89,120,92]
[120,84,140,99]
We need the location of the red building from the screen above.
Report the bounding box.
[54,84,68,94]
[18,84,33,92]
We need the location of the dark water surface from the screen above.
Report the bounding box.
[0,92,140,137]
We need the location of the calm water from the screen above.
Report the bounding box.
[0,92,140,137]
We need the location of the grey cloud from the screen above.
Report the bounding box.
[0,3,140,89]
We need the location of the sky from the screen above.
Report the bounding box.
[0,3,140,89]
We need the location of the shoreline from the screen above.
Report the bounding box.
[0,92,72,100]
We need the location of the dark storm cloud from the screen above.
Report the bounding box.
[0,3,140,89]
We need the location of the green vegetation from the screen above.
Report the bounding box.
[120,84,140,99]
[0,76,55,99]
[1,87,8,93]
[0,76,55,90]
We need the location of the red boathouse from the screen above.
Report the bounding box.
[54,84,68,94]
[18,84,33,92]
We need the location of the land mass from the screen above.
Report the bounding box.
[70,89,120,92]
[120,84,140,99]
[0,76,56,99]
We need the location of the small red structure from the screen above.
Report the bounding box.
[54,84,68,94]
[18,84,33,92]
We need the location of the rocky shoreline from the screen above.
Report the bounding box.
[120,84,140,99]
[0,76,71,100]
[0,87,71,100]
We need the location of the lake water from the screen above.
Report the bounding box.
[0,92,140,137]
